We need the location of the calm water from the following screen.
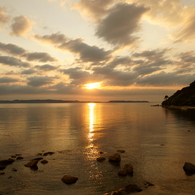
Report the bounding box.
[0,103,195,195]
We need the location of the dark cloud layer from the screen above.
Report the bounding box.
[27,76,56,87]
[95,3,149,46]
[0,42,26,55]
[0,77,20,83]
[0,56,30,67]
[23,52,56,62]
[35,33,111,63]
[59,38,111,62]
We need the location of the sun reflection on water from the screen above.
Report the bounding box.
[87,103,97,154]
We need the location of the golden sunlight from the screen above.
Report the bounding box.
[84,82,101,89]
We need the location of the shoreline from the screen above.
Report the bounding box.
[162,105,195,110]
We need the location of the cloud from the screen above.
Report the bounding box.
[95,3,149,46]
[61,67,100,85]
[0,56,30,67]
[21,69,36,75]
[35,33,111,63]
[27,76,56,87]
[0,42,26,56]
[93,66,138,86]
[23,52,56,62]
[59,38,111,62]
[107,56,132,68]
[136,71,195,86]
[132,48,172,75]
[10,15,34,36]
[35,64,58,71]
[0,6,10,25]
[34,33,67,44]
[73,0,114,21]
[0,77,20,83]
[172,12,195,42]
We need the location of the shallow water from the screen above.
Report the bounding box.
[0,103,195,195]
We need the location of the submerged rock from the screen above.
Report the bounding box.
[183,162,195,175]
[41,160,48,164]
[0,159,15,170]
[117,150,125,153]
[105,184,142,195]
[43,152,55,156]
[12,168,17,172]
[16,156,24,160]
[0,172,5,175]
[61,175,78,184]
[118,164,133,176]
[124,184,142,193]
[97,157,106,162]
[24,160,38,167]
[108,153,121,162]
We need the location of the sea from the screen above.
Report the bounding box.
[0,102,195,195]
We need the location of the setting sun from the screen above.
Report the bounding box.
[84,82,101,89]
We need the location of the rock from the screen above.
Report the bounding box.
[0,172,5,175]
[108,153,121,162]
[11,155,16,158]
[33,157,43,161]
[24,160,38,167]
[118,163,133,176]
[61,175,78,184]
[99,151,104,154]
[124,164,133,174]
[16,157,24,160]
[0,159,15,170]
[117,150,125,153]
[43,152,55,156]
[12,168,17,172]
[41,160,48,164]
[183,162,195,175]
[97,157,106,162]
[124,184,142,193]
[8,176,12,179]
[118,169,127,176]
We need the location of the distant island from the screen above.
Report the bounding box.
[162,80,195,107]
[0,99,149,104]
[108,100,149,103]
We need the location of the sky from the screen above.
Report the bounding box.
[0,0,195,102]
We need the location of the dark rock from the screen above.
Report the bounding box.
[0,172,5,175]
[61,175,78,184]
[183,162,195,175]
[108,153,121,162]
[24,160,38,167]
[118,164,133,176]
[0,159,15,170]
[117,150,125,153]
[16,157,24,160]
[118,169,127,176]
[124,184,142,193]
[124,164,133,174]
[33,157,43,161]
[12,168,17,172]
[97,157,106,162]
[11,155,16,158]
[43,152,55,156]
[41,160,48,164]
[99,151,104,154]
[8,176,12,179]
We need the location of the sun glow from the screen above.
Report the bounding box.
[84,82,101,89]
